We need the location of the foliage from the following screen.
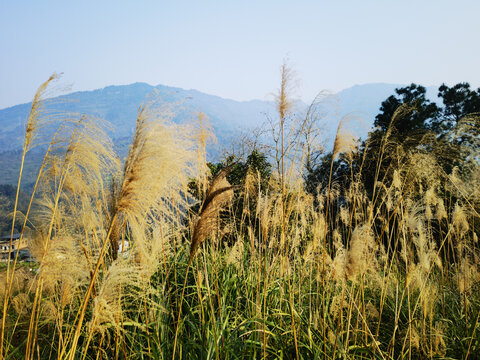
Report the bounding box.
[0,185,29,235]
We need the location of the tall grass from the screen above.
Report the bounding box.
[0,74,479,360]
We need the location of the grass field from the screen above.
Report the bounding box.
[0,73,479,360]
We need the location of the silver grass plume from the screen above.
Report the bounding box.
[189,167,235,264]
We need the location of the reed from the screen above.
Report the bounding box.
[0,73,479,359]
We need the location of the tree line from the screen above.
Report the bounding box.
[207,82,480,255]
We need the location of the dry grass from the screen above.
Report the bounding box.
[0,74,479,360]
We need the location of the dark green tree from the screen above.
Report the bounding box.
[436,83,480,133]
[190,150,272,246]
[304,82,480,259]
[353,84,440,195]
[429,83,480,172]
[209,150,271,188]
[374,83,440,140]
[304,152,355,196]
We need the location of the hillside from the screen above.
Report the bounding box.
[0,82,274,149]
[0,82,428,185]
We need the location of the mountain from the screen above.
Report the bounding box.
[0,82,275,152]
[0,82,279,185]
[0,82,437,185]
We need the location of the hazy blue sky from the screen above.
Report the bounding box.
[1,0,479,108]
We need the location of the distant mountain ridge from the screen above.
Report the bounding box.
[0,81,439,185]
[0,82,275,152]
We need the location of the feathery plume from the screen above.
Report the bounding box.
[189,167,235,263]
[332,115,359,161]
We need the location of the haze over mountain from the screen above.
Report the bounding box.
[0,82,274,151]
[0,82,438,185]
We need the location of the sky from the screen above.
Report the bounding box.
[1,0,479,109]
